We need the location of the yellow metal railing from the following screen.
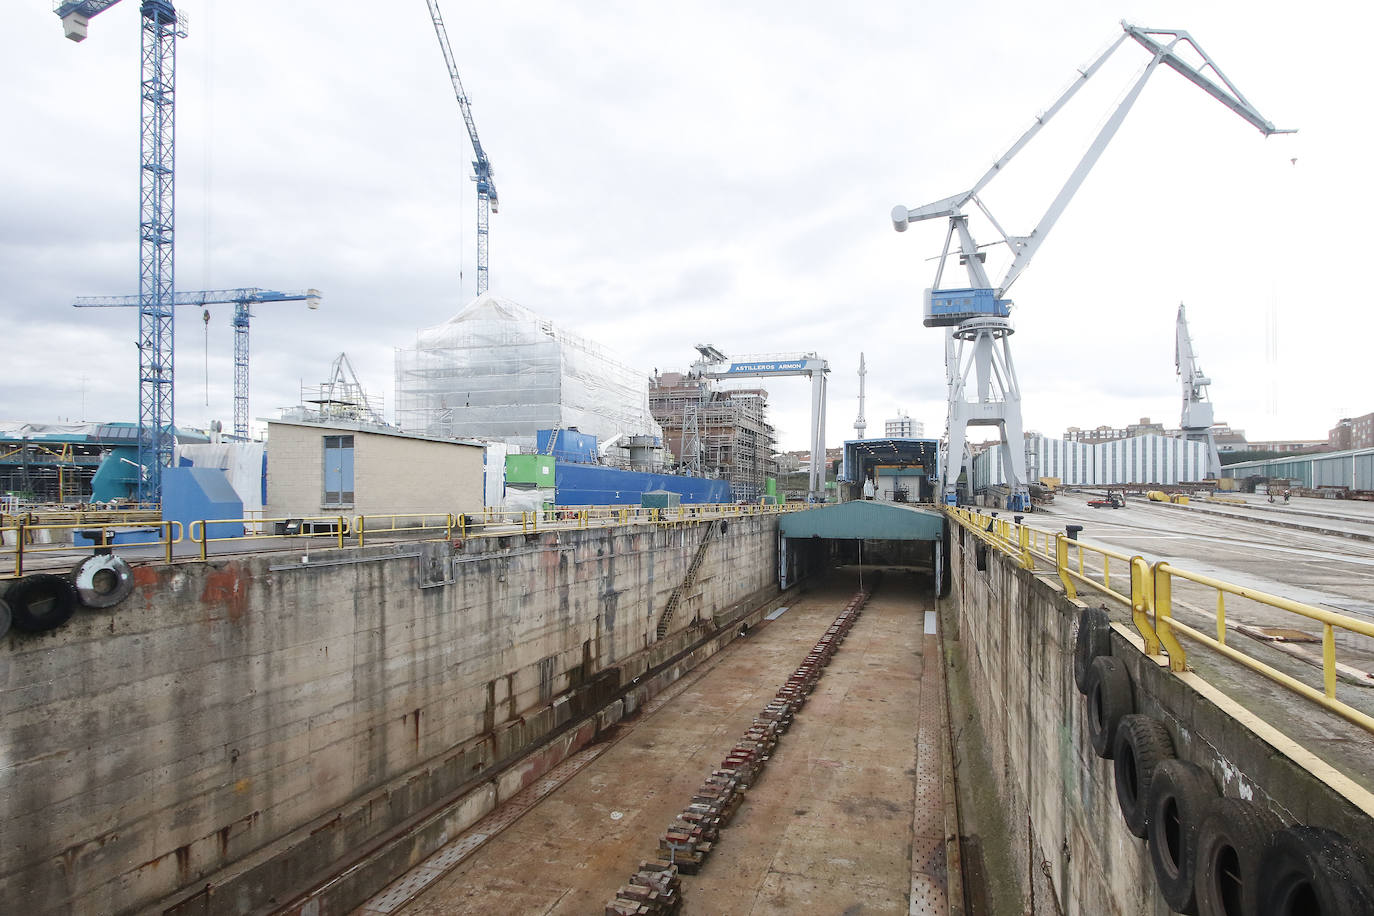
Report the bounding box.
[356,513,457,546]
[2,520,180,575]
[946,506,1374,736]
[0,501,805,579]
[1154,563,1374,734]
[190,516,350,560]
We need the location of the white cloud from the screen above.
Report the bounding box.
[1,1,1357,450]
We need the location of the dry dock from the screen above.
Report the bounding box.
[358,569,950,915]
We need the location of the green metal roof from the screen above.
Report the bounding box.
[779,500,945,541]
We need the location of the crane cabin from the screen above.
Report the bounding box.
[922,287,1012,327]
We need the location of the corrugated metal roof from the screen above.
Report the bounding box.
[779,500,944,541]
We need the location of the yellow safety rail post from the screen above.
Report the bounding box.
[337,517,345,550]
[198,520,208,561]
[164,521,176,564]
[1129,556,1161,655]
[357,516,367,548]
[1017,524,1034,570]
[15,521,24,576]
[1215,590,1226,645]
[1151,563,1189,672]
[1323,624,1338,699]
[1054,533,1077,599]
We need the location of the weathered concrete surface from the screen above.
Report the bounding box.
[0,517,778,915]
[392,569,943,915]
[943,518,1374,915]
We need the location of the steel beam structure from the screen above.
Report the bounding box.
[75,288,321,439]
[137,0,181,501]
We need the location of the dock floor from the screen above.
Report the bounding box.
[368,568,948,915]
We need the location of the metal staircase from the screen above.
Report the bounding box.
[655,520,720,640]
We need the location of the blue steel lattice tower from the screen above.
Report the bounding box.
[424,0,499,296]
[56,0,186,502]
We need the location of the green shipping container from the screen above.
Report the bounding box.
[506,454,556,486]
[641,490,681,509]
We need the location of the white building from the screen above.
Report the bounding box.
[884,412,924,438]
[973,433,1212,490]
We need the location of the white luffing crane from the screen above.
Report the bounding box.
[1176,304,1221,478]
[891,22,1291,510]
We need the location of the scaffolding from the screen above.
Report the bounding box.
[649,372,777,500]
[280,352,388,428]
[394,295,663,447]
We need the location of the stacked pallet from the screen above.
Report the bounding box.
[606,583,875,915]
[605,862,682,915]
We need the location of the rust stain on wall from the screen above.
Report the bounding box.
[201,567,247,621]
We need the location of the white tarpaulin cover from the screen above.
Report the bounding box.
[394,295,663,449]
[175,442,266,514]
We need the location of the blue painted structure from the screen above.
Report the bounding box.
[161,466,244,540]
[537,428,598,464]
[923,287,1012,327]
[554,462,730,506]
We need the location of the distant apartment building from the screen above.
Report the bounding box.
[884,412,925,438]
[1330,413,1374,451]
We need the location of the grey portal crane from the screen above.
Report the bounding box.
[424,0,499,296]
[693,345,830,502]
[891,22,1291,510]
[1176,304,1220,478]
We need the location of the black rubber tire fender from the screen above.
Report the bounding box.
[1113,714,1175,838]
[1147,759,1218,915]
[1074,605,1112,694]
[6,574,79,633]
[1195,797,1283,916]
[0,597,10,640]
[1257,826,1374,916]
[71,554,135,609]
[1086,655,1133,759]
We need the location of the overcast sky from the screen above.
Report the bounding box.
[2,1,1359,451]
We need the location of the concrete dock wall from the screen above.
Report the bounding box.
[943,521,1374,914]
[0,516,779,915]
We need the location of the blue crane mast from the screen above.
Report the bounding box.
[424,0,499,296]
[55,0,187,503]
[74,289,322,440]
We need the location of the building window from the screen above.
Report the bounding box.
[323,435,355,506]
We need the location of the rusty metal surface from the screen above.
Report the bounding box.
[388,568,945,915]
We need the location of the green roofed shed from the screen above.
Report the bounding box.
[779,500,945,541]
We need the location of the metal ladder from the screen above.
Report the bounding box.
[655,520,719,640]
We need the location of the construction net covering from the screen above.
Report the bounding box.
[394,295,664,449]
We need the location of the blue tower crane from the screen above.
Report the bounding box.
[74,288,322,441]
[55,0,187,503]
[424,0,499,296]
